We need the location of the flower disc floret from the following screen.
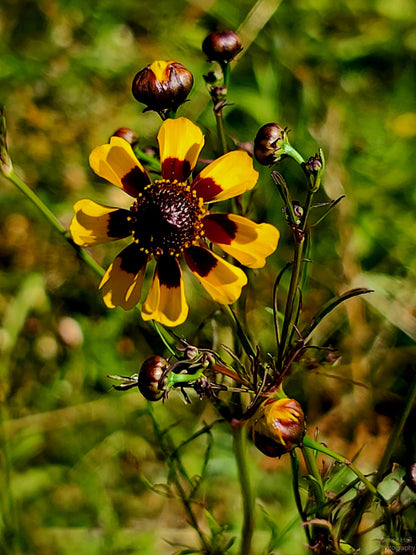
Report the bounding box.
[70,117,280,327]
[129,180,206,256]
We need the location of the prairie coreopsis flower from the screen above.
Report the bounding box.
[70,117,279,326]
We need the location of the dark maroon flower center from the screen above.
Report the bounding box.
[129,180,205,256]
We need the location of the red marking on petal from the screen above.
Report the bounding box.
[162,157,191,182]
[191,176,222,202]
[202,214,237,245]
[157,256,181,288]
[184,246,218,277]
[121,166,152,197]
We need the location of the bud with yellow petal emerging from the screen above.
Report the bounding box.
[132,60,193,115]
[247,397,305,457]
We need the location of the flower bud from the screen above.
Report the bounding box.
[254,123,290,166]
[111,127,138,145]
[304,149,325,192]
[132,60,193,113]
[247,398,305,457]
[138,355,168,401]
[202,30,242,63]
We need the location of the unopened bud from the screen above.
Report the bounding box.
[202,31,242,63]
[304,149,325,192]
[247,398,305,457]
[132,60,193,114]
[138,355,168,401]
[111,127,138,145]
[254,123,290,166]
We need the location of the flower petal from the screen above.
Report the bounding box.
[99,244,148,310]
[191,150,258,202]
[141,256,188,327]
[70,199,131,247]
[89,136,151,198]
[184,246,247,304]
[158,117,204,182]
[202,213,279,268]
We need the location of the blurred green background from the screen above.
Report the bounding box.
[1,0,416,553]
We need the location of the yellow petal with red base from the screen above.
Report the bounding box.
[184,246,247,304]
[99,244,148,310]
[70,199,131,247]
[141,256,188,327]
[202,213,279,269]
[191,150,258,202]
[89,136,151,198]
[158,117,205,182]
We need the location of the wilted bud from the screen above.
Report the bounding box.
[247,398,305,457]
[132,60,193,113]
[111,127,138,145]
[202,30,242,63]
[254,123,290,166]
[138,355,168,401]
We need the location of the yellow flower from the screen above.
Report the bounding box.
[70,117,279,327]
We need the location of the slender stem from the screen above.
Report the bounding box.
[2,168,183,352]
[233,425,255,555]
[302,437,381,499]
[223,304,256,359]
[342,376,416,542]
[277,239,303,370]
[290,451,311,544]
[215,109,228,155]
[147,404,211,551]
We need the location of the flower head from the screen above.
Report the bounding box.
[247,397,305,457]
[70,117,279,326]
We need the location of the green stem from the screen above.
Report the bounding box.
[233,425,255,555]
[5,169,105,277]
[2,168,183,353]
[215,109,228,155]
[147,404,211,551]
[302,437,381,499]
[342,376,416,542]
[223,304,256,359]
[277,239,303,369]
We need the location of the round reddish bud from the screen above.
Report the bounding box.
[202,31,242,63]
[247,398,305,458]
[138,355,168,401]
[111,127,138,145]
[405,462,416,493]
[132,60,193,113]
[254,123,289,166]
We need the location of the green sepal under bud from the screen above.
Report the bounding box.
[254,123,290,166]
[132,60,193,115]
[202,30,242,63]
[247,397,305,458]
[111,127,138,145]
[138,355,168,401]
